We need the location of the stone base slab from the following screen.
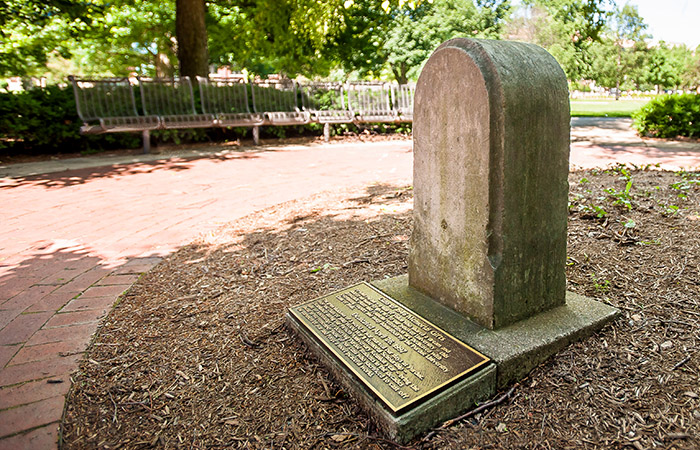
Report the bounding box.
[285,275,618,443]
[372,275,620,389]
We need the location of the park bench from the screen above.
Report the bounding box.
[250,79,311,126]
[69,76,160,152]
[137,77,216,130]
[70,76,417,151]
[197,76,264,144]
[300,82,354,141]
[347,81,399,123]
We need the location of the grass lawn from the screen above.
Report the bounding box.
[570,98,650,117]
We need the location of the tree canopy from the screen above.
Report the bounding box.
[588,3,649,95]
[1,0,698,91]
[0,0,99,77]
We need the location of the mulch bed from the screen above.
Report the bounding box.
[61,166,699,449]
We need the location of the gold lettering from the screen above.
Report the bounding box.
[292,285,487,410]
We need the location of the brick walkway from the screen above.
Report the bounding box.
[0,125,699,448]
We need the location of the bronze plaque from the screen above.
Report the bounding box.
[289,282,489,414]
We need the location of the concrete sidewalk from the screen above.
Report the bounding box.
[0,121,699,448]
[570,117,700,169]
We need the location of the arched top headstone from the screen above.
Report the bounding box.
[409,38,570,329]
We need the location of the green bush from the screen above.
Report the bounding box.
[0,85,141,153]
[632,93,700,139]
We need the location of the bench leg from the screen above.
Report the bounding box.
[142,130,151,154]
[323,123,330,142]
[252,126,260,145]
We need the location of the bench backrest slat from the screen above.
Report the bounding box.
[394,83,415,116]
[300,82,347,112]
[139,77,197,116]
[251,80,300,114]
[347,82,394,116]
[69,76,139,122]
[197,76,252,114]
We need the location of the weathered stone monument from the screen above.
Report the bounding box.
[287,38,619,443]
[409,37,570,330]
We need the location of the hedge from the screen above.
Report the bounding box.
[632,93,700,139]
[0,85,147,153]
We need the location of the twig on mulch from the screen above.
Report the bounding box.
[673,356,691,370]
[107,391,118,424]
[422,384,518,442]
[355,233,393,248]
[239,331,259,348]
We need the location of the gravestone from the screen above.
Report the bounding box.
[287,38,619,443]
[408,37,569,330]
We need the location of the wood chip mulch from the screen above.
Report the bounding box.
[61,166,699,450]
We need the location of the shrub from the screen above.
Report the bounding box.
[0,85,141,153]
[632,93,700,139]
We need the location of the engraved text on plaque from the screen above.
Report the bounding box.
[289,282,489,413]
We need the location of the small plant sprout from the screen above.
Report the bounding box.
[310,263,338,273]
[670,170,699,197]
[590,273,611,293]
[576,203,608,218]
[605,177,634,210]
[606,163,632,181]
[591,204,608,218]
[640,163,661,171]
[664,204,680,216]
[568,193,586,211]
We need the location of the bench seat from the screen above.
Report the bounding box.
[159,113,217,129]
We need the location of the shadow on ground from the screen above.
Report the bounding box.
[570,117,634,131]
[0,244,103,307]
[0,148,276,190]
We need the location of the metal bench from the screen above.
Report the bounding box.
[69,76,160,152]
[300,82,353,141]
[138,77,216,130]
[70,75,416,151]
[197,76,264,144]
[347,81,399,123]
[251,79,311,126]
[393,83,415,122]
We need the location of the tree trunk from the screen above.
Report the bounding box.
[615,42,621,101]
[155,53,174,78]
[391,62,409,85]
[176,0,209,79]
